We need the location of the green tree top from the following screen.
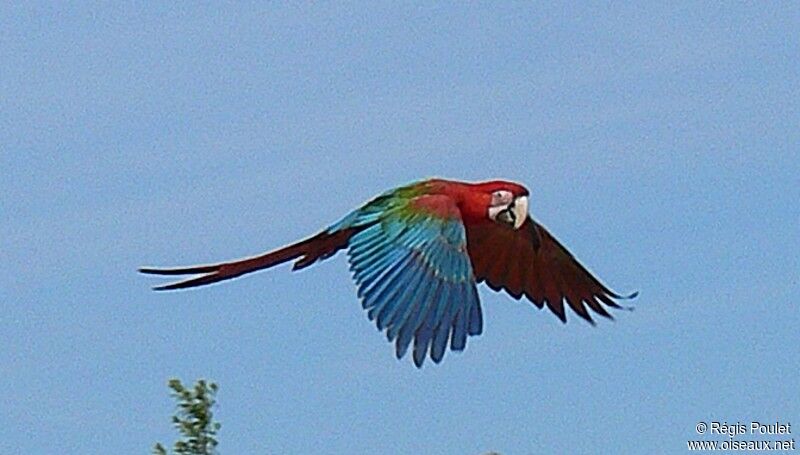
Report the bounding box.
[154,378,221,455]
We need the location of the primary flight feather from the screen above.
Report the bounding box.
[141,178,636,367]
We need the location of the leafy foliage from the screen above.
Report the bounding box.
[153,379,221,455]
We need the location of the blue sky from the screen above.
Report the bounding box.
[2,3,798,454]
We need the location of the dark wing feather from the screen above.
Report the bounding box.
[466,217,636,324]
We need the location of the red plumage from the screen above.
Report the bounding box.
[141,178,634,326]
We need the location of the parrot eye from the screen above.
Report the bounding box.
[491,190,513,206]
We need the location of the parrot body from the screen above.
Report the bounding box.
[141,178,635,367]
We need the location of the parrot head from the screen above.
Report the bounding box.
[476,181,530,229]
[421,178,530,229]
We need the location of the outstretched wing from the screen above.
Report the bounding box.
[466,217,636,324]
[348,194,482,367]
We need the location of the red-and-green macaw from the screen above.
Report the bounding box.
[141,178,636,367]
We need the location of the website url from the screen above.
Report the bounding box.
[687,438,795,451]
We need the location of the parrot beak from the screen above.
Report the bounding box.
[512,195,528,229]
[489,195,529,229]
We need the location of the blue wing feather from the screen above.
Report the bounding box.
[468,286,483,335]
[379,262,427,332]
[355,248,408,296]
[425,282,449,363]
[431,283,460,362]
[451,308,468,351]
[393,278,439,358]
[364,253,416,319]
[342,194,483,367]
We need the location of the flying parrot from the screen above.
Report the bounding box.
[141,178,636,367]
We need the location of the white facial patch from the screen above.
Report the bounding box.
[488,205,506,221]
[491,190,513,206]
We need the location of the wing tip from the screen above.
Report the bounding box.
[615,290,638,311]
[609,289,639,300]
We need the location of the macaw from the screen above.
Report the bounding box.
[141,178,636,367]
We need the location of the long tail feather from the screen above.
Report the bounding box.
[139,264,219,276]
[140,228,357,291]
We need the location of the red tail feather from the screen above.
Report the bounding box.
[139,228,357,290]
